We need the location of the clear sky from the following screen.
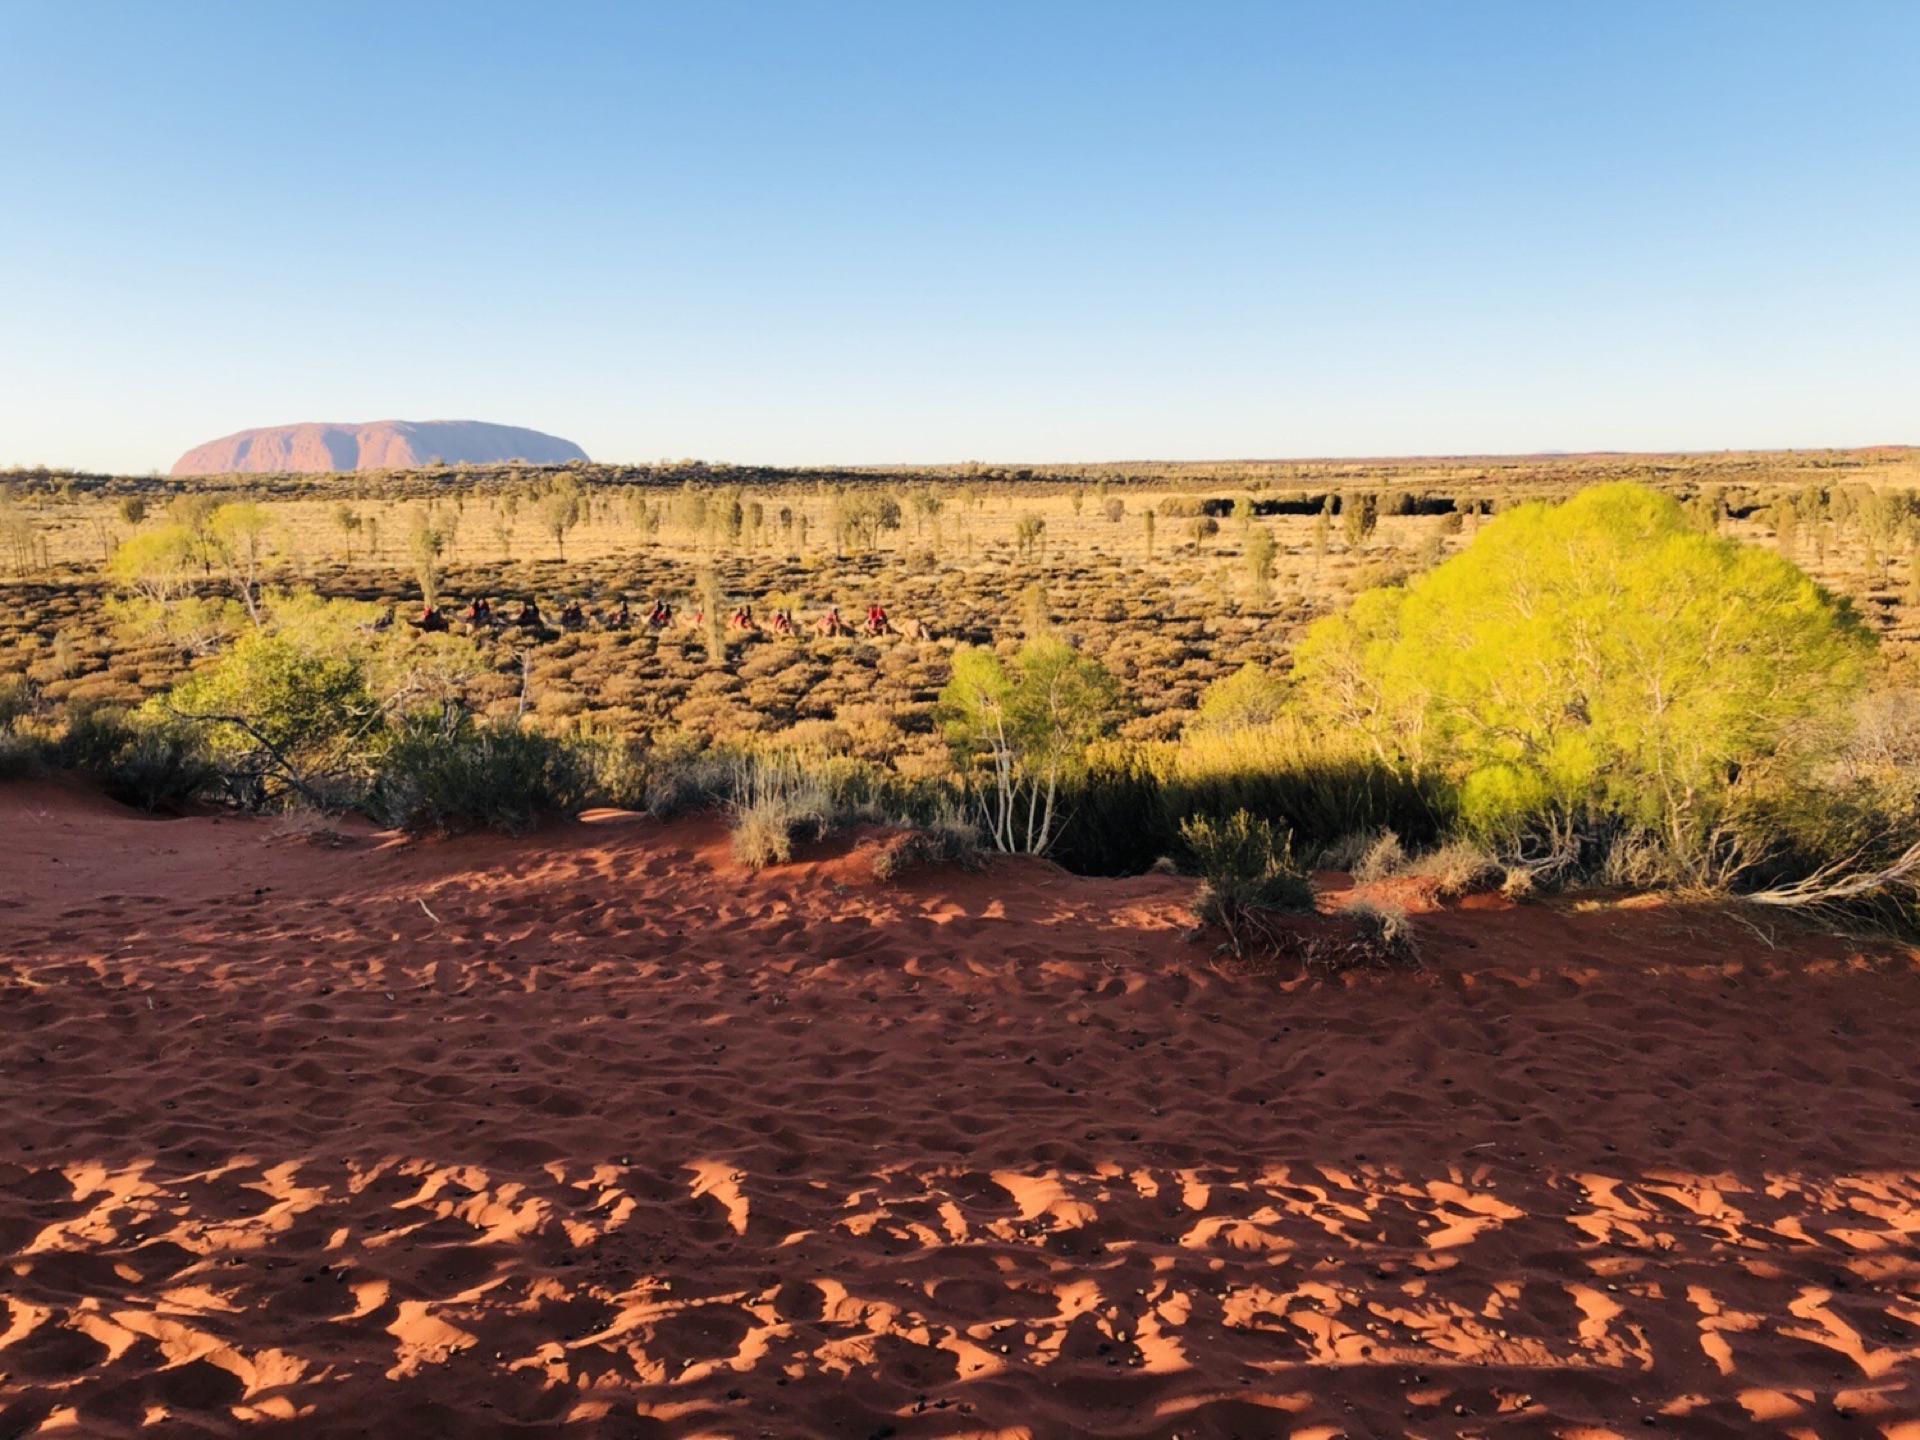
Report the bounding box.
[3,1,1917,473]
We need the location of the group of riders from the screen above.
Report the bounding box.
[392,596,907,640]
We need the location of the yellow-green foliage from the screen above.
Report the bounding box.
[161,629,376,761]
[106,523,201,605]
[1291,482,1875,848]
[1190,662,1289,733]
[939,636,1120,853]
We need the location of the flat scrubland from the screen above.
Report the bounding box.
[3,448,1918,767]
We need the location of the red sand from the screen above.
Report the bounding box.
[1,782,1916,1437]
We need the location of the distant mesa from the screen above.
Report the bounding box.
[169,420,588,476]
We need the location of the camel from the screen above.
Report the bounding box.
[862,604,891,637]
[727,605,758,635]
[559,600,586,630]
[896,617,934,641]
[645,601,674,630]
[413,605,450,634]
[812,606,851,638]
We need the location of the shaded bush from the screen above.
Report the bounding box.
[366,712,594,834]
[56,705,216,812]
[870,808,981,881]
[1338,900,1421,967]
[1181,808,1314,953]
[645,744,742,819]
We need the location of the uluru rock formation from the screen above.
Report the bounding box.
[170,419,587,476]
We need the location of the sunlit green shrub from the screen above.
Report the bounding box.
[1291,482,1875,885]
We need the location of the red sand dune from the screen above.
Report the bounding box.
[0,781,1916,1437]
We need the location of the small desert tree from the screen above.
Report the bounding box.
[408,516,447,608]
[209,502,275,625]
[1245,526,1277,606]
[1014,513,1047,562]
[938,636,1120,854]
[540,479,584,559]
[332,503,363,563]
[1342,492,1379,551]
[161,629,379,805]
[108,524,200,609]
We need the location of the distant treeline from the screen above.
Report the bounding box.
[5,446,1918,515]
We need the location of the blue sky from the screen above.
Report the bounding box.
[3,1,1917,472]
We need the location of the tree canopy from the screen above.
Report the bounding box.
[1291,482,1875,867]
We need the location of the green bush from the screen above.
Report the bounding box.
[1189,662,1289,733]
[164,629,377,762]
[1180,808,1314,952]
[1291,482,1875,886]
[56,705,215,812]
[366,712,593,834]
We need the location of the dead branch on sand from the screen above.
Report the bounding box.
[1743,834,1920,909]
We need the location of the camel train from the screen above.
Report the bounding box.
[399,595,934,643]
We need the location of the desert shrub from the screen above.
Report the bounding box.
[645,743,748,818]
[1317,829,1382,870]
[1352,829,1406,881]
[0,675,30,730]
[366,711,594,834]
[728,754,836,870]
[1153,718,1445,854]
[1343,900,1420,965]
[165,629,378,762]
[1189,662,1288,733]
[0,730,40,780]
[1181,808,1314,953]
[56,705,215,812]
[0,683,44,780]
[1295,900,1421,972]
[1500,865,1538,901]
[1291,482,1876,888]
[155,627,383,808]
[869,808,981,880]
[575,732,649,810]
[1050,743,1172,875]
[1404,839,1505,898]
